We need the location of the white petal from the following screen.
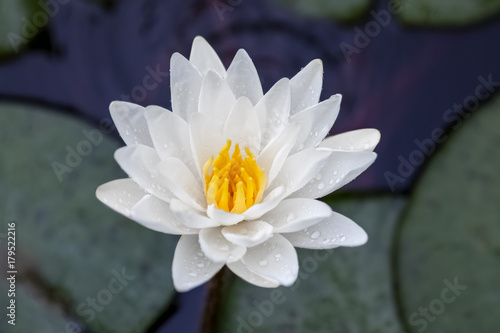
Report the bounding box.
[267,148,332,196]
[131,195,198,235]
[199,227,246,263]
[189,112,226,179]
[225,49,263,105]
[109,101,154,147]
[255,78,291,149]
[241,234,298,286]
[96,178,147,216]
[260,198,332,233]
[289,94,341,154]
[227,260,280,288]
[114,145,173,202]
[198,70,236,130]
[283,211,368,248]
[170,53,203,121]
[170,199,219,228]
[242,186,287,220]
[206,204,245,226]
[319,128,381,152]
[257,123,299,184]
[223,96,261,153]
[222,221,273,248]
[172,235,225,292]
[144,106,198,176]
[156,158,206,211]
[290,150,377,199]
[189,36,225,77]
[290,59,323,115]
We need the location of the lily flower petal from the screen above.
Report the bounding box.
[241,234,298,286]
[172,235,225,292]
[225,49,264,105]
[261,198,332,233]
[290,150,377,199]
[222,220,274,248]
[189,36,225,77]
[110,101,154,147]
[283,211,368,249]
[290,59,323,115]
[319,128,381,152]
[199,227,246,263]
[227,260,280,288]
[170,53,203,122]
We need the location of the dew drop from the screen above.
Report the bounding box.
[333,170,338,175]
[329,179,334,185]
[197,263,205,268]
[317,182,325,190]
[286,213,296,222]
[259,260,268,266]
[340,235,346,242]
[188,272,197,277]
[311,231,320,239]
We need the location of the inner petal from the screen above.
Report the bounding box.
[203,140,266,214]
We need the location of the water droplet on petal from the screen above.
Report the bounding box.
[188,272,197,277]
[311,231,320,239]
[259,260,268,266]
[340,235,346,242]
[317,182,325,190]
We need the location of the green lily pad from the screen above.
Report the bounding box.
[215,195,406,333]
[270,0,371,24]
[397,96,500,332]
[396,0,500,26]
[0,103,177,333]
[0,0,47,58]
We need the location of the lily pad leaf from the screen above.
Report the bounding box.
[397,95,500,331]
[0,0,47,58]
[271,0,371,24]
[397,0,500,26]
[0,103,177,333]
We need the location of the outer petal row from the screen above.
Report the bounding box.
[96,179,197,235]
[109,101,154,147]
[283,211,368,249]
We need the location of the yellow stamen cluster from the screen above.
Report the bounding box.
[203,140,266,214]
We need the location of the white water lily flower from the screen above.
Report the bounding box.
[96,36,380,292]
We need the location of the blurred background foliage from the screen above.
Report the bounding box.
[0,0,499,332]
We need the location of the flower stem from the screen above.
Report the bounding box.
[200,266,228,333]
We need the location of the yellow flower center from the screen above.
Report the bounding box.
[203,140,266,214]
